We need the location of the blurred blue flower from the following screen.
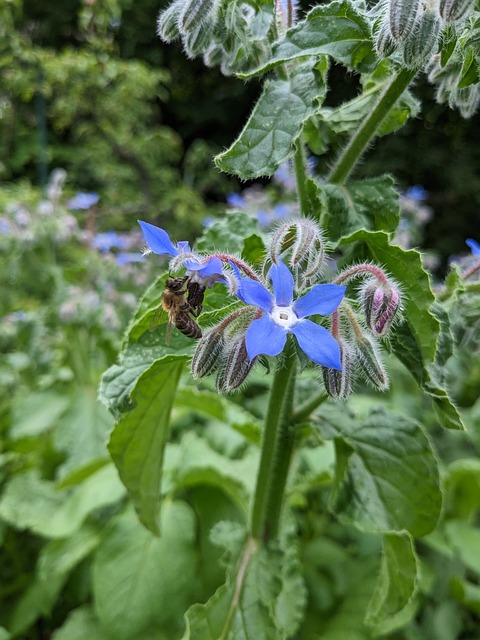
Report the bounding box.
[0,218,13,234]
[67,193,100,210]
[466,238,480,256]
[226,193,246,208]
[116,252,145,266]
[403,185,428,201]
[138,220,224,284]
[92,231,130,252]
[234,260,345,368]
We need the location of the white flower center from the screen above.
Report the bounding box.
[270,305,298,329]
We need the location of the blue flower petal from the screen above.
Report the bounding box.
[294,284,346,319]
[466,238,480,256]
[245,315,287,360]
[290,320,342,369]
[184,256,223,277]
[137,220,178,256]
[269,260,294,306]
[238,278,274,313]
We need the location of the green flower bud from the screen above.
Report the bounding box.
[191,327,225,378]
[440,0,475,22]
[216,335,255,393]
[157,0,185,43]
[374,19,398,58]
[403,9,441,69]
[179,0,220,35]
[355,334,389,391]
[322,341,353,400]
[388,0,420,42]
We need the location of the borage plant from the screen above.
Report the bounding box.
[99,0,479,637]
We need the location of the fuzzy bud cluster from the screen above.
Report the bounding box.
[360,277,402,337]
[191,308,257,393]
[268,218,326,292]
[322,340,353,399]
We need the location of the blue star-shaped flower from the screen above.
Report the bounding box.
[235,260,346,369]
[138,220,223,285]
[466,238,480,256]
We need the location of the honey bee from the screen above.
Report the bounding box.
[150,276,204,343]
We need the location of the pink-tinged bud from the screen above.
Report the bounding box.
[355,334,389,391]
[191,327,225,378]
[216,335,255,393]
[322,341,354,400]
[360,279,402,337]
[388,0,420,42]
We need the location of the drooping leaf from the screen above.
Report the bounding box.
[317,406,442,536]
[51,606,109,640]
[9,390,70,439]
[240,0,376,78]
[107,355,185,535]
[215,61,327,179]
[365,532,419,632]
[93,502,198,640]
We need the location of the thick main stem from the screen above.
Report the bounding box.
[327,68,416,185]
[250,339,297,541]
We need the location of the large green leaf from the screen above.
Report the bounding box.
[93,502,198,640]
[240,0,376,79]
[318,406,442,537]
[0,465,125,538]
[182,539,306,639]
[365,532,419,632]
[107,355,185,534]
[318,176,400,239]
[215,60,327,179]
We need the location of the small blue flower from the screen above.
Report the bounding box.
[235,260,345,368]
[403,185,428,202]
[138,220,224,285]
[226,193,246,209]
[466,238,480,256]
[116,252,145,266]
[67,193,100,210]
[92,231,129,252]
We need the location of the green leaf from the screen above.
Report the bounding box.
[0,465,125,538]
[51,607,109,640]
[444,458,480,520]
[318,406,442,536]
[195,210,263,255]
[181,539,306,639]
[107,356,185,535]
[9,390,70,439]
[0,629,10,640]
[444,520,480,575]
[365,532,419,631]
[93,502,198,640]
[320,176,400,240]
[54,386,113,479]
[240,0,376,78]
[215,61,326,179]
[458,47,479,89]
[163,432,256,513]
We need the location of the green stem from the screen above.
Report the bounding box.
[327,68,417,185]
[250,338,297,541]
[292,390,327,424]
[293,140,310,217]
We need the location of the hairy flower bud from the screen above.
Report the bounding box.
[179,0,220,34]
[374,19,398,58]
[403,9,441,69]
[360,278,402,337]
[388,0,420,41]
[157,1,184,43]
[355,334,389,391]
[216,335,255,393]
[450,86,480,119]
[440,0,475,22]
[322,341,354,399]
[268,218,326,290]
[191,327,225,378]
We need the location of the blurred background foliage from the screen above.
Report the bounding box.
[1,0,479,264]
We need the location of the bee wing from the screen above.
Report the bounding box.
[165,319,174,346]
[149,305,166,332]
